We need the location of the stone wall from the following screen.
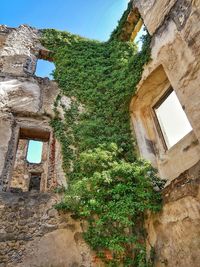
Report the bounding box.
[145,161,200,267]
[0,192,93,267]
[0,25,94,266]
[131,0,200,181]
[130,0,200,266]
[0,25,66,191]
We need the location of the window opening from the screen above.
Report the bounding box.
[10,128,50,192]
[133,24,147,52]
[154,89,192,149]
[27,140,43,164]
[29,173,41,191]
[35,59,55,79]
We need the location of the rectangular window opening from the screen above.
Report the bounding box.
[154,88,192,149]
[9,127,50,193]
[26,140,43,164]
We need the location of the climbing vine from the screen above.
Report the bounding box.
[41,19,164,266]
[109,1,133,41]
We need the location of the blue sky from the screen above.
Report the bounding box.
[1,0,128,78]
[1,0,128,41]
[27,141,43,163]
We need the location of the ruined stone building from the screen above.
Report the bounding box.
[0,25,93,266]
[0,0,200,266]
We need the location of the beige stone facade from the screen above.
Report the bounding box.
[130,0,200,266]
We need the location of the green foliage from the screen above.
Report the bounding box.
[41,27,164,266]
[109,1,133,41]
[56,144,162,266]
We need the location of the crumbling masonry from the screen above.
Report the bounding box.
[0,25,93,267]
[0,0,200,266]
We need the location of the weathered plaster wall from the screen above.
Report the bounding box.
[131,65,200,182]
[131,0,200,181]
[146,162,200,267]
[133,0,177,35]
[131,0,200,266]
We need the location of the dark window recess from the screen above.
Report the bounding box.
[29,173,41,191]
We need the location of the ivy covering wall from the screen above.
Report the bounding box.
[41,13,164,266]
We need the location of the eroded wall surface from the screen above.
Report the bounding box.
[146,162,200,267]
[0,25,69,190]
[0,25,94,267]
[131,0,200,266]
[0,192,92,267]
